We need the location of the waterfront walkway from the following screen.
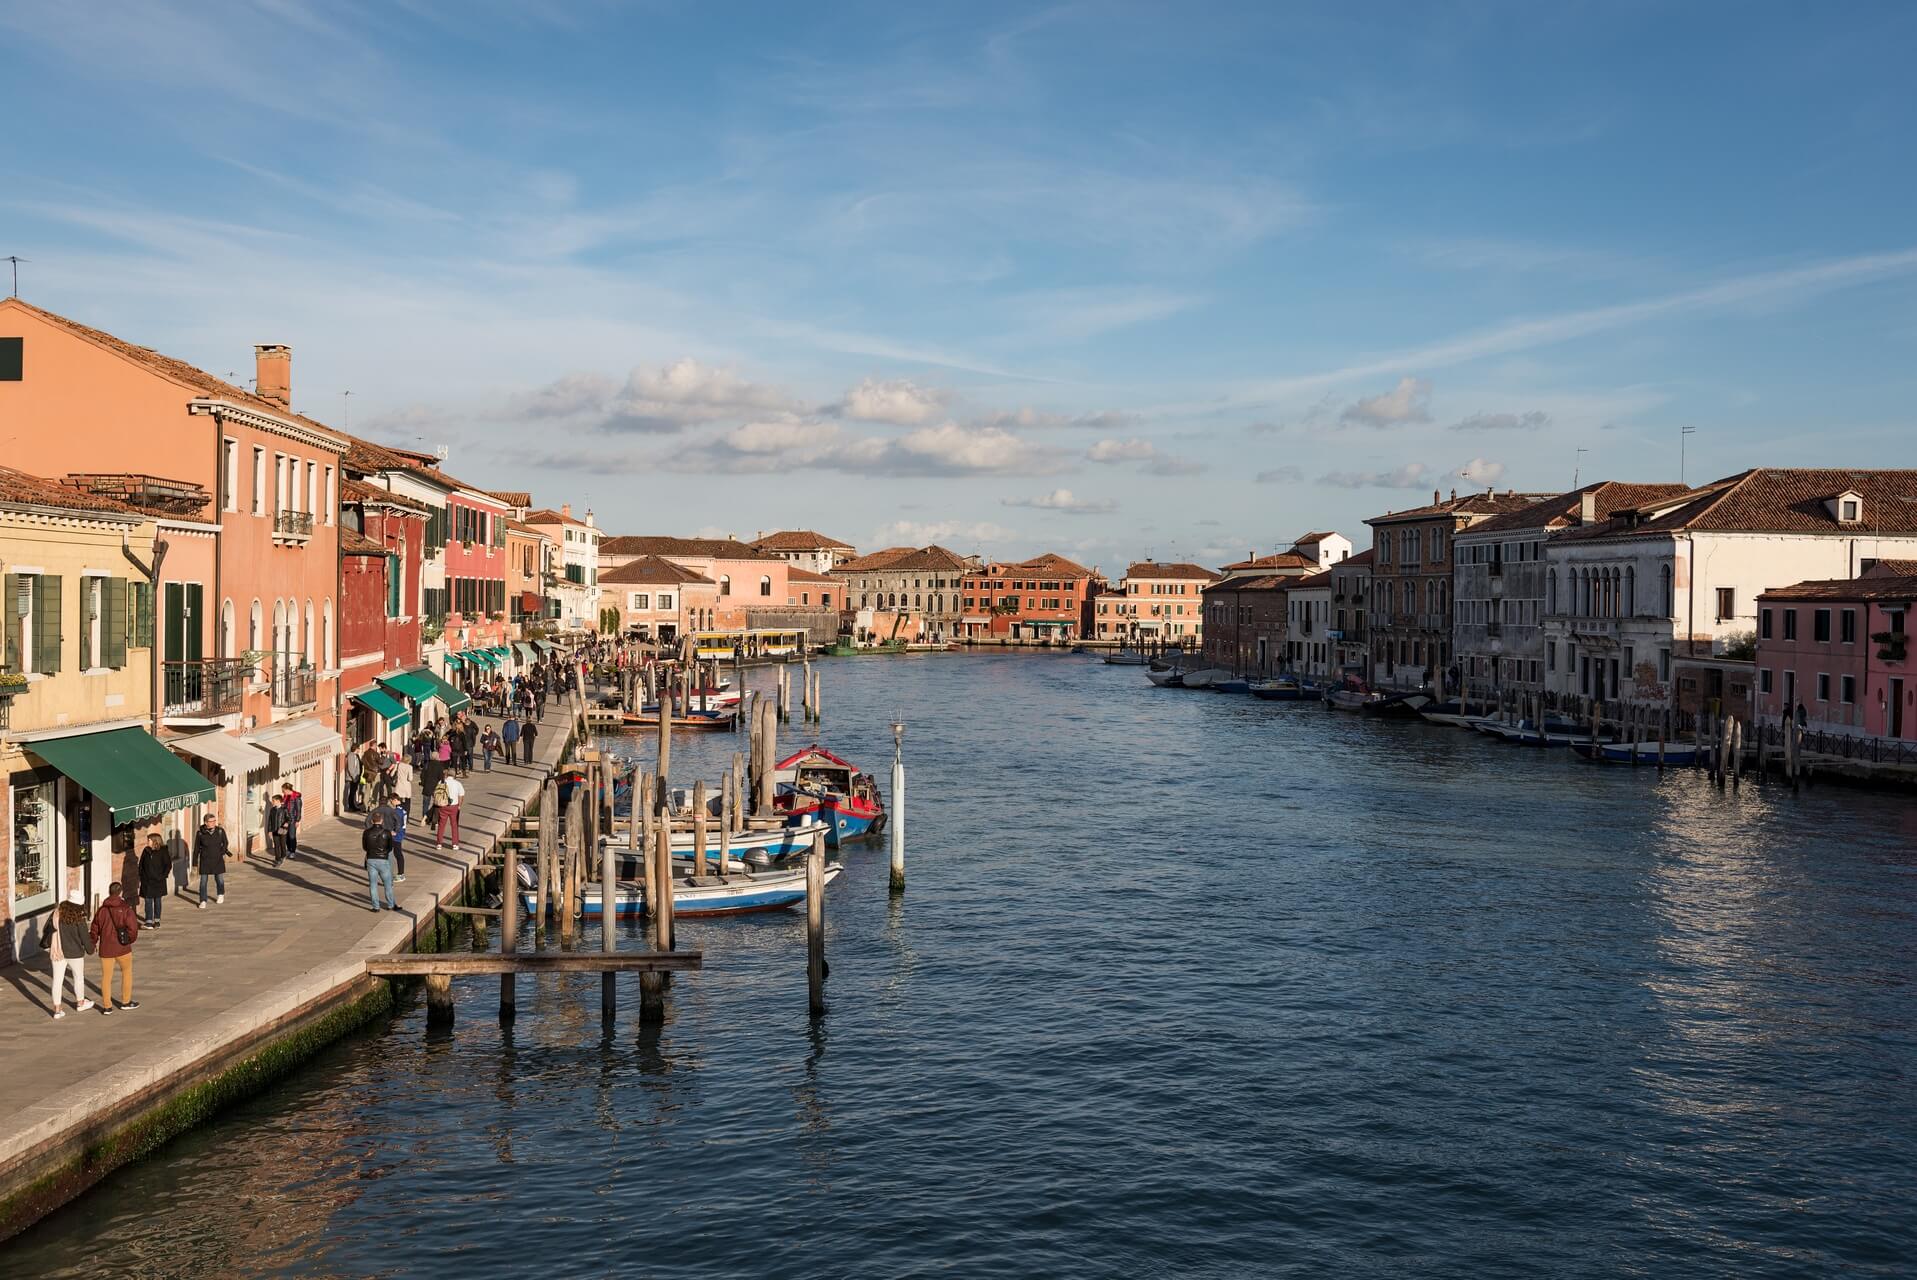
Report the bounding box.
[0,700,575,1211]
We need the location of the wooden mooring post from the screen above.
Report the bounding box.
[806,829,827,1016]
[501,826,519,1021]
[889,720,906,895]
[693,780,710,877]
[425,972,455,1027]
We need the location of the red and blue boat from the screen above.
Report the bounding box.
[773,745,886,848]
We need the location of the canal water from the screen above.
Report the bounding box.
[11,654,1917,1277]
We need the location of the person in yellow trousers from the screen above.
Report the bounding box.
[90,881,141,1014]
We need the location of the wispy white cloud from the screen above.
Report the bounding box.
[1449,410,1550,432]
[1319,462,1433,489]
[1340,376,1432,428]
[835,376,950,425]
[1256,465,1303,484]
[1457,457,1507,486]
[1001,488,1115,514]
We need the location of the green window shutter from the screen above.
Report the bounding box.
[132,581,155,649]
[387,553,401,617]
[183,584,204,661]
[2,573,18,672]
[35,574,63,675]
[104,578,128,668]
[80,578,99,669]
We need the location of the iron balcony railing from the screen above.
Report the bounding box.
[272,657,318,707]
[163,658,250,716]
[274,509,315,540]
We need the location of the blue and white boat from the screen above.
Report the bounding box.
[518,856,842,918]
[1571,740,1701,766]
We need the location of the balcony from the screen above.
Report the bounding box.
[274,509,315,542]
[272,657,318,707]
[163,658,250,717]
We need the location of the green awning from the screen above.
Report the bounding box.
[352,687,410,727]
[416,667,473,714]
[443,652,467,667]
[29,727,217,825]
[377,669,438,703]
[515,642,538,662]
[474,650,501,667]
[535,639,559,653]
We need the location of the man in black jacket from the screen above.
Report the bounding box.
[362,820,398,911]
[138,832,171,927]
[193,813,230,909]
[520,713,539,765]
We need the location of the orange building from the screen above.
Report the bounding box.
[959,553,1097,641]
[0,299,348,843]
[599,536,789,631]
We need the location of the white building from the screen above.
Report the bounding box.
[527,504,601,631]
[1541,469,1917,707]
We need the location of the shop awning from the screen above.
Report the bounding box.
[467,650,497,668]
[246,719,344,774]
[403,666,473,715]
[171,730,271,778]
[515,642,538,662]
[535,639,560,653]
[443,652,466,667]
[28,727,218,825]
[351,687,411,728]
[377,668,439,703]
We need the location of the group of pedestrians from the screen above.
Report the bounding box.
[43,884,143,1019]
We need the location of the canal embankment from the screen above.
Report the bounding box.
[0,699,580,1241]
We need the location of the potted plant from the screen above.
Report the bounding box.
[0,670,28,696]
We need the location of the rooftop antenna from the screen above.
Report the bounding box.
[1573,447,1588,488]
[341,390,352,430]
[4,256,26,297]
[1679,425,1697,486]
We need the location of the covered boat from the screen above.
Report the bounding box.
[1250,677,1306,700]
[772,746,886,847]
[518,856,840,918]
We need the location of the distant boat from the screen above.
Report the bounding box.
[1250,677,1306,701]
[1323,687,1375,712]
[1179,667,1232,690]
[519,857,840,918]
[1359,690,1430,718]
[1103,649,1149,666]
[1145,667,1185,688]
[1571,740,1699,765]
[1213,677,1252,695]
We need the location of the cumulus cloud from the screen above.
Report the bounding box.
[659,419,1070,477]
[1457,457,1507,485]
[837,376,949,425]
[1256,465,1304,484]
[1086,437,1157,463]
[509,358,804,433]
[1449,410,1550,432]
[1340,376,1432,428]
[1001,488,1115,514]
[1319,462,1434,489]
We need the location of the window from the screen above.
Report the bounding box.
[1817,672,1830,702]
[1760,608,1773,639]
[306,460,318,519]
[1810,608,1830,642]
[1783,609,1797,641]
[250,599,262,651]
[0,336,21,381]
[1759,668,1773,694]
[252,447,266,515]
[221,598,235,657]
[760,575,772,597]
[719,575,731,596]
[3,572,62,674]
[80,575,103,669]
[223,438,239,511]
[324,467,336,524]
[1841,609,1856,643]
[1716,587,1736,622]
[386,553,402,617]
[1841,674,1856,704]
[1840,498,1860,521]
[658,594,673,611]
[629,592,650,610]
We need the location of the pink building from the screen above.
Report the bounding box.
[1755,564,1916,739]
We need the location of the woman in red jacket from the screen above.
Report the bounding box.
[90,881,141,1014]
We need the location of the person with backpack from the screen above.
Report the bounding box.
[434,773,465,849]
[42,888,95,1019]
[138,832,170,927]
[386,797,410,882]
[280,782,304,858]
[481,724,502,771]
[91,883,141,1013]
[362,818,398,910]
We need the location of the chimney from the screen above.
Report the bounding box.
[1579,491,1598,525]
[561,502,572,518]
[254,344,291,407]
[1432,489,1440,505]
[1449,487,1457,501]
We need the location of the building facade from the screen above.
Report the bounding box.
[527,506,601,631]
[750,530,855,576]
[1755,567,1917,738]
[598,556,719,642]
[1330,549,1373,678]
[1542,470,1917,709]
[1095,562,1217,646]
[958,553,1096,641]
[601,536,790,632]
[1200,575,1290,674]
[831,545,973,643]
[1367,490,1549,691]
[1285,571,1335,680]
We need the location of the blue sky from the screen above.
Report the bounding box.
[6,1,1917,572]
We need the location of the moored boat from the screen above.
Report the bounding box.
[1103,649,1149,666]
[1145,667,1185,688]
[1178,667,1231,690]
[1571,740,1701,765]
[1249,677,1306,700]
[772,745,886,847]
[518,857,841,918]
[1213,677,1252,695]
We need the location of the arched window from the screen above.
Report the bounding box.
[1661,565,1673,617]
[914,594,922,608]
[323,599,334,667]
[273,599,286,658]
[249,599,262,652]
[888,592,898,607]
[718,575,731,596]
[221,599,235,658]
[304,599,315,662]
[1547,571,1558,614]
[759,575,771,597]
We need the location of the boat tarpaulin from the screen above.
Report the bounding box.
[171,730,271,778]
[29,727,218,824]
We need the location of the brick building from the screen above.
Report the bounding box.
[959,553,1097,641]
[1201,575,1291,674]
[1095,562,1217,647]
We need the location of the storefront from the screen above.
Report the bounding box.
[9,726,216,959]
[245,718,344,837]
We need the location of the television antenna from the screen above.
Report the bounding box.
[1573,447,1588,488]
[341,390,352,430]
[1679,425,1697,486]
[3,256,25,297]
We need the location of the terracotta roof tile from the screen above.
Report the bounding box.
[1464,481,1691,535]
[601,535,780,561]
[752,530,855,551]
[0,465,144,517]
[1341,548,1376,567]
[339,529,387,556]
[490,490,533,507]
[524,507,592,529]
[1366,491,1555,526]
[1125,561,1218,580]
[1221,550,1314,571]
[1558,469,1917,542]
[599,556,715,586]
[835,544,970,572]
[340,476,431,514]
[786,566,837,584]
[1759,575,1917,602]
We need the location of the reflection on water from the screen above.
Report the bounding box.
[11,654,1917,1278]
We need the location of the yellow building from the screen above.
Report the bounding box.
[2,466,213,964]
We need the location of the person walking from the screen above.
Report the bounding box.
[394,756,415,819]
[362,819,398,911]
[500,715,519,767]
[42,888,95,1018]
[386,797,410,882]
[343,746,363,814]
[91,883,141,1013]
[194,812,229,908]
[462,717,480,776]
[138,832,170,928]
[280,782,304,858]
[520,712,539,765]
[265,792,287,866]
[481,724,502,771]
[434,773,465,849]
